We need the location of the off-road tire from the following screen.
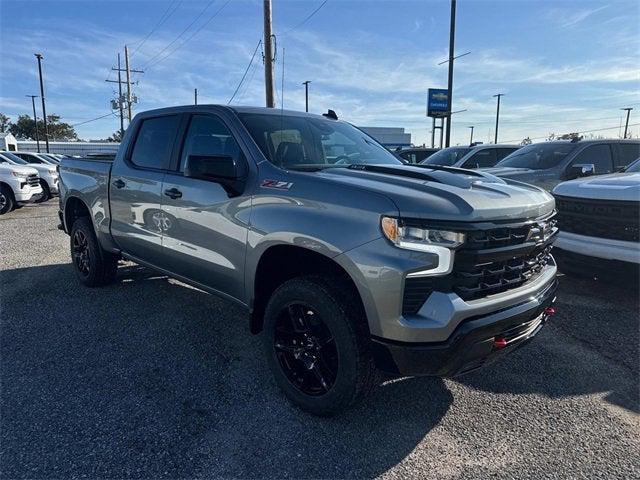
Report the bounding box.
[262,275,378,416]
[70,217,119,287]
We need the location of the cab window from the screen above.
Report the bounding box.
[463,149,497,168]
[130,115,180,170]
[616,143,640,168]
[179,115,241,171]
[571,144,613,173]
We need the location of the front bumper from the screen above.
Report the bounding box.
[554,231,640,265]
[14,185,43,203]
[371,279,558,376]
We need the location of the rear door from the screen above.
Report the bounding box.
[159,113,251,300]
[109,114,181,264]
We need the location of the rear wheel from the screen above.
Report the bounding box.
[0,185,15,215]
[70,217,119,287]
[262,276,377,416]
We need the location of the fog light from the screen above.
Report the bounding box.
[544,307,556,316]
[493,336,507,349]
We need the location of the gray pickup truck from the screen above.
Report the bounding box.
[59,105,558,415]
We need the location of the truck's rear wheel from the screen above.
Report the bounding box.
[262,276,377,416]
[0,185,14,215]
[70,217,119,287]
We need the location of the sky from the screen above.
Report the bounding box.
[1,0,639,145]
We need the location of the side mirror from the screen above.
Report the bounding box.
[184,154,245,196]
[567,163,595,180]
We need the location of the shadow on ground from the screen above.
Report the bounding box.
[1,263,452,479]
[456,275,640,414]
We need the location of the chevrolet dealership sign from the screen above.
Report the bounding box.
[427,88,450,118]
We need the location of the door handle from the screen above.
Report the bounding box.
[113,179,126,189]
[164,188,183,199]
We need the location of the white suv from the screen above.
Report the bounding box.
[3,151,59,202]
[0,155,42,214]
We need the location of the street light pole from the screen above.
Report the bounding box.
[493,93,504,144]
[302,80,310,112]
[621,107,633,139]
[25,95,41,153]
[468,125,474,145]
[444,0,457,147]
[34,53,49,153]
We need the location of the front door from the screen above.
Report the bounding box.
[160,113,251,301]
[110,114,180,265]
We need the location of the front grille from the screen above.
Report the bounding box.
[555,195,639,242]
[27,174,40,187]
[402,214,556,315]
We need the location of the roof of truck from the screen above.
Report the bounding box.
[139,104,336,120]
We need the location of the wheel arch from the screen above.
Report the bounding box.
[63,195,92,232]
[249,244,368,335]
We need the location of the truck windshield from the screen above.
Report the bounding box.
[420,147,471,166]
[0,151,29,165]
[496,143,577,170]
[238,113,403,170]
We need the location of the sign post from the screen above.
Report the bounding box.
[427,89,449,149]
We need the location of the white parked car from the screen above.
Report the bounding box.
[3,151,60,202]
[552,158,640,281]
[0,154,42,214]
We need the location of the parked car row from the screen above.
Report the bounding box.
[0,150,63,214]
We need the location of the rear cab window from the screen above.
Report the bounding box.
[130,115,180,170]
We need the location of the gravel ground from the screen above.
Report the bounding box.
[1,202,639,479]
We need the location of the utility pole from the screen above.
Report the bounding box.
[124,45,133,122]
[493,93,504,144]
[25,95,41,153]
[468,125,474,145]
[107,51,143,133]
[263,0,275,108]
[302,81,310,112]
[444,0,456,147]
[194,88,198,105]
[621,107,633,139]
[34,53,49,153]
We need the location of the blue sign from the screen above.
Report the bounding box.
[428,88,449,118]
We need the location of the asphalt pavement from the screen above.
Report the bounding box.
[1,202,639,479]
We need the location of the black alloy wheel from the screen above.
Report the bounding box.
[273,303,339,396]
[72,229,91,277]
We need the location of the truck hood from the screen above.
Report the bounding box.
[316,165,554,222]
[553,172,640,202]
[21,163,56,175]
[0,164,39,176]
[481,166,534,178]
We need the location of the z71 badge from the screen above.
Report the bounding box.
[261,179,293,190]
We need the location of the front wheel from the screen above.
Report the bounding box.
[35,181,50,203]
[0,185,14,215]
[262,276,377,416]
[70,217,119,287]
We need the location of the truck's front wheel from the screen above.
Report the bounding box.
[0,185,14,215]
[262,276,377,416]
[70,217,119,287]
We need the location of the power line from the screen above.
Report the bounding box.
[144,0,232,71]
[228,40,262,104]
[71,112,118,127]
[142,0,215,69]
[130,0,183,57]
[501,122,640,143]
[281,0,328,36]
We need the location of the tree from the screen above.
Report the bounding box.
[0,113,9,133]
[9,114,78,141]
[108,130,123,142]
[520,137,532,145]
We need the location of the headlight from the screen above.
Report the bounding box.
[381,217,465,277]
[381,216,465,250]
[10,172,27,180]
